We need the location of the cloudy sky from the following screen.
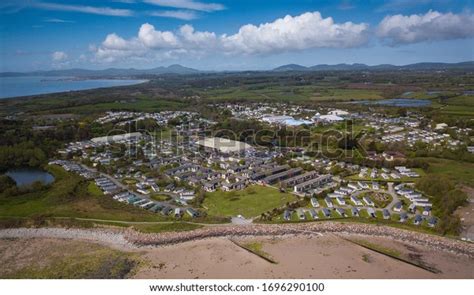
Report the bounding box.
[1,0,473,71]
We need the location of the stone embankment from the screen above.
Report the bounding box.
[1,222,473,257]
[125,222,474,257]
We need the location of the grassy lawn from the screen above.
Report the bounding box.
[203,185,296,218]
[418,157,474,187]
[150,194,171,202]
[359,192,392,208]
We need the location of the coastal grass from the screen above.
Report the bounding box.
[0,239,140,279]
[87,181,103,197]
[131,222,202,234]
[0,165,171,222]
[419,157,474,186]
[203,185,296,218]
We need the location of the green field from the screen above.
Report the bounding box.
[203,185,297,218]
[419,157,474,186]
[199,85,383,102]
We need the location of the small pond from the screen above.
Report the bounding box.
[5,168,55,187]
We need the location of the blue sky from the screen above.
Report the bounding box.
[0,0,473,71]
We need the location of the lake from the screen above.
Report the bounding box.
[353,98,432,107]
[5,168,55,187]
[0,76,147,99]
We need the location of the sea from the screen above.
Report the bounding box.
[0,76,147,99]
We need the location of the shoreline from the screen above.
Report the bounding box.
[1,222,473,257]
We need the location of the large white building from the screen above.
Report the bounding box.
[316,114,344,123]
[328,109,349,116]
[91,132,142,144]
[196,137,254,154]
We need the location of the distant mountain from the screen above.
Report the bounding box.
[2,61,473,78]
[272,61,474,72]
[0,64,199,77]
[273,64,311,71]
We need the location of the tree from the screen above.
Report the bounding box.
[0,175,16,193]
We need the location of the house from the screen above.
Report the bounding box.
[309,209,318,219]
[186,208,199,218]
[221,180,246,191]
[348,183,359,191]
[203,179,220,192]
[428,217,437,227]
[150,184,160,193]
[283,171,320,187]
[367,208,376,218]
[310,197,320,208]
[383,209,390,220]
[325,197,333,208]
[414,214,423,225]
[408,203,416,213]
[140,201,155,209]
[293,174,332,193]
[350,195,363,206]
[335,208,346,217]
[422,206,432,216]
[262,168,303,185]
[174,208,183,218]
[336,197,346,206]
[363,196,374,207]
[164,184,175,192]
[283,210,292,221]
[149,203,163,213]
[393,202,402,212]
[351,207,359,217]
[357,181,369,189]
[296,209,306,220]
[322,208,331,217]
[399,212,408,223]
[179,190,195,201]
[161,206,173,216]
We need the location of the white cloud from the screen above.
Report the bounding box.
[179,24,217,48]
[43,18,75,23]
[143,0,224,12]
[377,10,474,45]
[34,2,133,17]
[51,51,68,61]
[138,23,180,49]
[92,11,369,63]
[150,10,199,20]
[221,12,369,54]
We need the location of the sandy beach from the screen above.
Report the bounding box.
[1,223,473,279]
[133,234,473,279]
